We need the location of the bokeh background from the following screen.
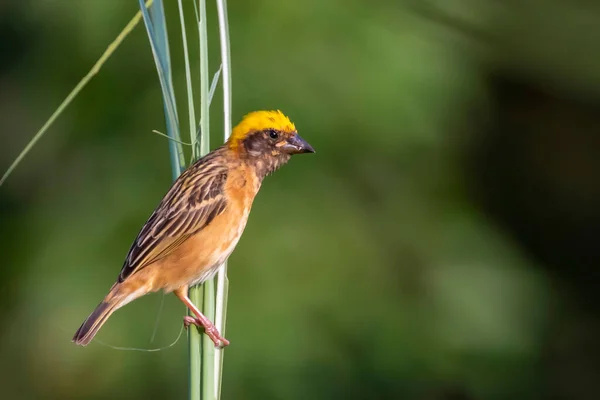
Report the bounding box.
[1,0,599,399]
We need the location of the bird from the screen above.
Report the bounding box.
[72,110,314,348]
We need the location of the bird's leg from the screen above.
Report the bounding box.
[174,287,230,348]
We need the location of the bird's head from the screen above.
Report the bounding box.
[228,110,314,155]
[227,110,314,178]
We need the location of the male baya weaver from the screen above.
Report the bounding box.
[73,110,314,348]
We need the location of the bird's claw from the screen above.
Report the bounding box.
[183,316,230,349]
[183,315,196,329]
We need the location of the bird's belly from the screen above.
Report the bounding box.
[187,229,244,287]
[158,207,250,292]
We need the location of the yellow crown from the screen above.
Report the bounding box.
[228,110,296,149]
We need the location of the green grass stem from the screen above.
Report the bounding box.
[195,1,216,399]
[213,1,232,395]
[142,1,230,398]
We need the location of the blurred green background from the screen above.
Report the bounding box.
[1,0,599,399]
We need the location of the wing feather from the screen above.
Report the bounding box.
[118,155,229,282]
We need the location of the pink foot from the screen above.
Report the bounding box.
[183,316,230,348]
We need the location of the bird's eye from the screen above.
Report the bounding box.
[268,130,279,140]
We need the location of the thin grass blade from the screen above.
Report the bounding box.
[177,0,197,155]
[209,66,222,105]
[0,0,154,187]
[193,66,222,145]
[139,0,185,179]
[152,130,191,146]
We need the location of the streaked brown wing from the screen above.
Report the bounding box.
[118,157,228,282]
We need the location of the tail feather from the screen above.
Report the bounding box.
[73,284,124,346]
[73,296,121,346]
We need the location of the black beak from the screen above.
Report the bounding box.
[281,133,315,154]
